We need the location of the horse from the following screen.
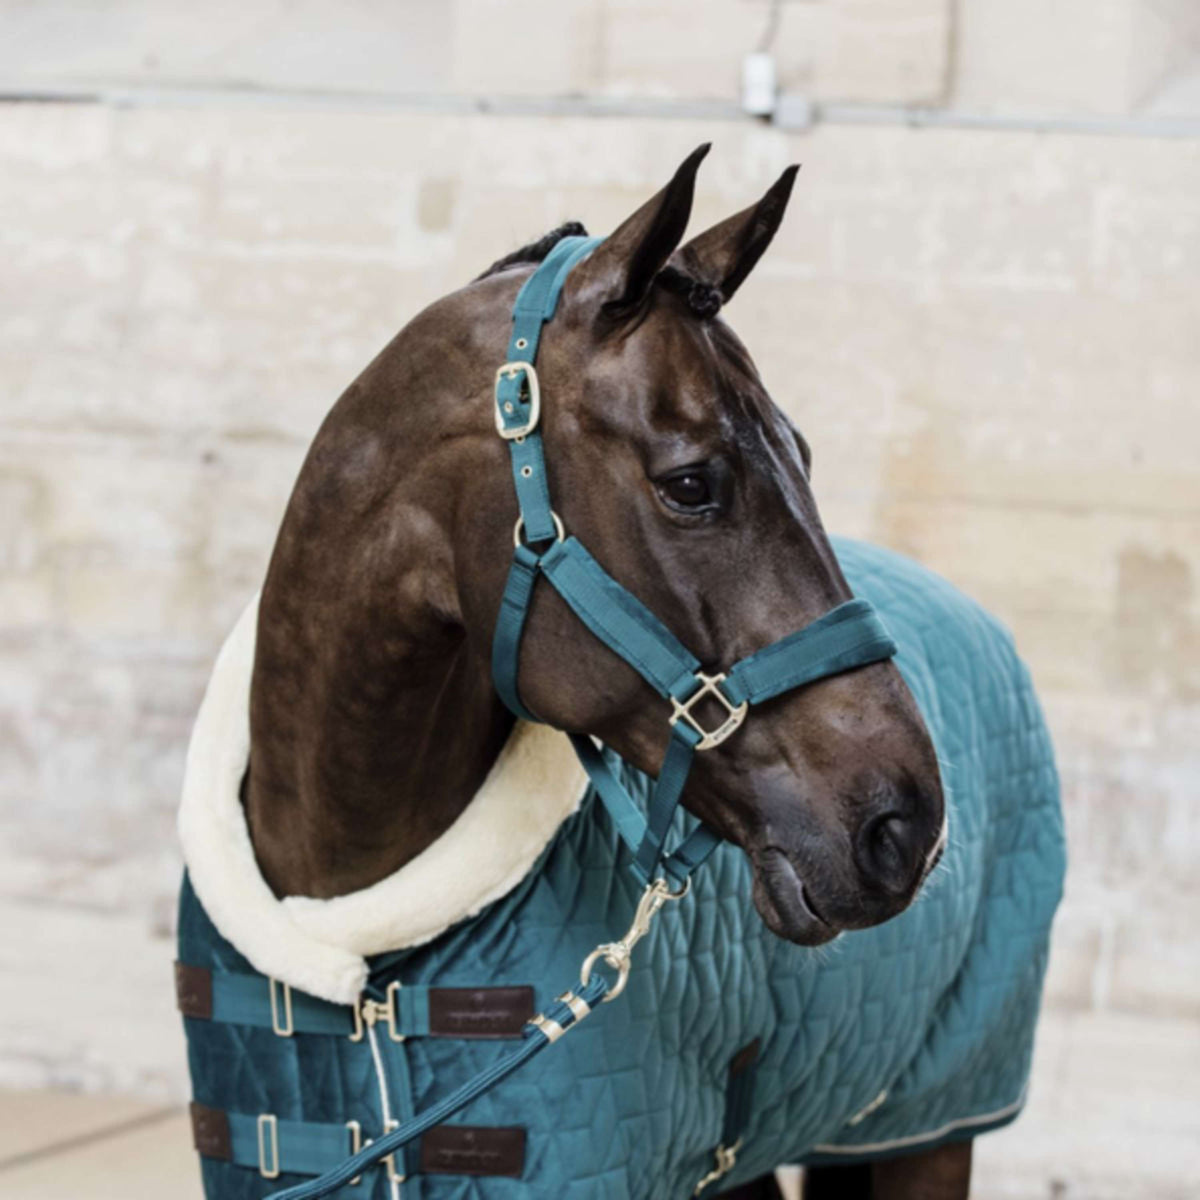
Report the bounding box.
[175,145,1064,1200]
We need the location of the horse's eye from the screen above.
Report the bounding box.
[660,472,713,510]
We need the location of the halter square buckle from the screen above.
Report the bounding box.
[494,362,541,439]
[670,672,748,751]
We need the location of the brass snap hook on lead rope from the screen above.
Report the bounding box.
[531,878,690,1042]
[579,877,690,1002]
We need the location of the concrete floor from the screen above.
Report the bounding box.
[1,1011,1195,1199]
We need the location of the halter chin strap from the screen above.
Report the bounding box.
[491,235,898,888]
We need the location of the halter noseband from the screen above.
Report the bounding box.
[491,236,897,889]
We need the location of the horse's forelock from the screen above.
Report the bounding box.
[654,265,723,318]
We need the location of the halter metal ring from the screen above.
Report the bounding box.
[513,511,565,548]
[660,875,691,901]
[670,672,748,751]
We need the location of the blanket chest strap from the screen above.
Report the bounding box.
[176,962,533,1041]
[190,1103,526,1181]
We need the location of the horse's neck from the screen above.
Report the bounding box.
[244,584,512,898]
[245,596,514,898]
[242,347,517,898]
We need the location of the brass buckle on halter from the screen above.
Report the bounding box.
[349,981,405,1043]
[693,1137,744,1195]
[670,672,748,751]
[494,362,541,439]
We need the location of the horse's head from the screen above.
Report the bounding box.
[444,147,944,944]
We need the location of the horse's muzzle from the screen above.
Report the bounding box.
[749,847,839,946]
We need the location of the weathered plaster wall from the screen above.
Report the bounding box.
[0,19,1197,1200]
[3,102,1197,1100]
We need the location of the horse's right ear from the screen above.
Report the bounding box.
[568,143,710,319]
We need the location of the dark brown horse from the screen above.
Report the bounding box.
[244,145,967,1198]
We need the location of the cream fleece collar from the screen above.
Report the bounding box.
[178,597,588,1004]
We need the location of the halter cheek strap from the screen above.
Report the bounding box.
[490,235,898,887]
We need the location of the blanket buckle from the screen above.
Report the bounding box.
[345,1120,362,1186]
[381,1118,405,1185]
[257,1113,280,1179]
[349,981,404,1043]
[693,1136,744,1195]
[268,979,293,1037]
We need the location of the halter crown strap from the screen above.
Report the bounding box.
[494,236,599,544]
[490,235,898,886]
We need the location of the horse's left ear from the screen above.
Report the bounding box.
[671,164,800,304]
[568,143,710,318]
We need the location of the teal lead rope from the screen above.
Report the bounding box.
[265,235,898,1200]
[264,978,610,1200]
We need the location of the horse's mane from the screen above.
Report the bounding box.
[473,222,590,281]
[475,223,722,317]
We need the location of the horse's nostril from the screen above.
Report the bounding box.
[858,812,922,897]
[873,816,907,870]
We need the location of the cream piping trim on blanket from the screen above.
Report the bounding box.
[810,1087,1028,1156]
[178,595,589,1005]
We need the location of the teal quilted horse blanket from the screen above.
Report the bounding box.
[176,537,1066,1198]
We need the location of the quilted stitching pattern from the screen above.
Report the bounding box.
[178,875,394,1199]
[179,538,1065,1199]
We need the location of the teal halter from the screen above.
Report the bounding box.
[490,235,898,889]
[262,236,903,1200]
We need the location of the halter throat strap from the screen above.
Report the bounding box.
[490,236,898,886]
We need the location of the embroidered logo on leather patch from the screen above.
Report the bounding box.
[428,986,534,1038]
[175,962,214,1020]
[190,1102,232,1161]
[420,1126,526,1177]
